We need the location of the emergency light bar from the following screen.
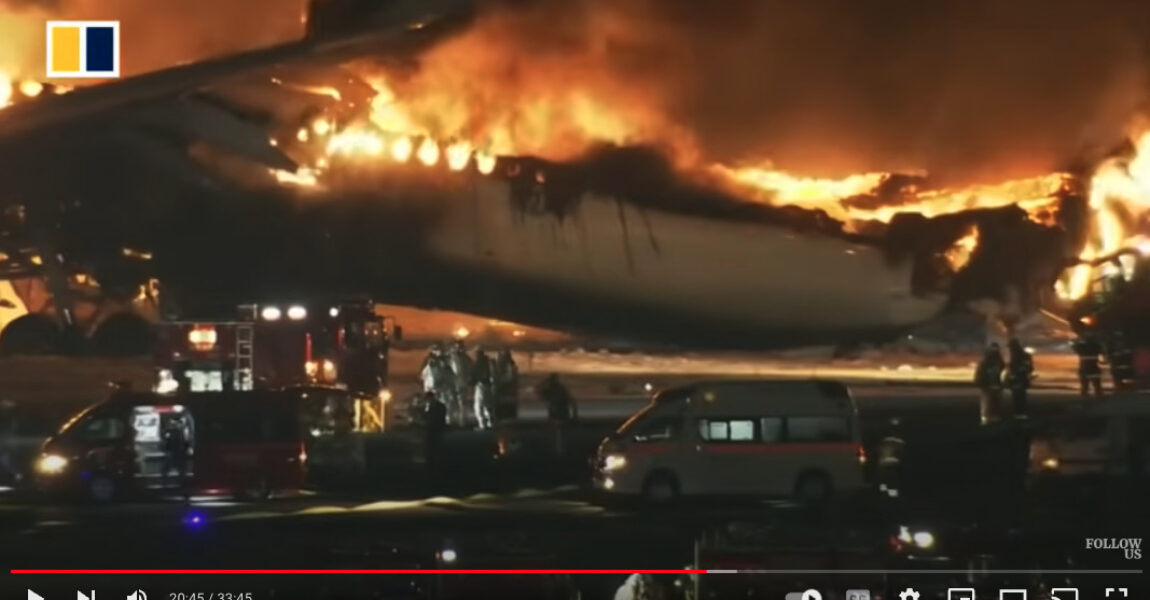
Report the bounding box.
[187,325,218,351]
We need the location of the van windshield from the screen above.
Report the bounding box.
[615,387,690,438]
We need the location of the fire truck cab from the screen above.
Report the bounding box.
[153,299,401,431]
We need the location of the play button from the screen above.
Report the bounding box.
[28,590,45,600]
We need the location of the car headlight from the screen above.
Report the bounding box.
[912,531,936,549]
[1041,457,1059,470]
[897,526,936,549]
[602,454,627,472]
[36,454,68,475]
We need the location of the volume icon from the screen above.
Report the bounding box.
[127,592,147,600]
[79,591,96,600]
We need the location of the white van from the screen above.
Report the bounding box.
[1029,394,1150,479]
[592,379,867,502]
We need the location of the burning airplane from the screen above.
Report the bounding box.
[0,0,1148,352]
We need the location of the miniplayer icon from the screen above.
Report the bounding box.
[948,588,975,600]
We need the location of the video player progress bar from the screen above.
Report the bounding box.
[11,569,1143,575]
[704,569,1144,575]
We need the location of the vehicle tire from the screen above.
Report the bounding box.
[794,470,833,504]
[641,472,679,505]
[87,475,117,503]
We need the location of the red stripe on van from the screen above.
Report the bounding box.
[626,443,676,456]
[702,442,857,454]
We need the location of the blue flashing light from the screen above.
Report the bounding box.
[182,510,208,530]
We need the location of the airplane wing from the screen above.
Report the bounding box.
[0,0,474,143]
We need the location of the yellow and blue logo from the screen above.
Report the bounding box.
[46,21,120,79]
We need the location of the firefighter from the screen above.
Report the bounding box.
[471,347,495,430]
[448,341,473,426]
[494,348,519,420]
[421,344,443,394]
[422,391,447,471]
[974,342,1005,424]
[161,415,191,499]
[1108,331,1136,390]
[1006,339,1034,418]
[1073,335,1104,398]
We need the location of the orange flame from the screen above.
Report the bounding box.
[475,151,497,175]
[327,129,384,157]
[1055,130,1150,299]
[0,70,12,109]
[391,136,414,162]
[18,79,41,98]
[446,140,472,171]
[944,225,980,271]
[417,138,440,166]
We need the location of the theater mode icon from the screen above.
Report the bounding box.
[1050,588,1078,600]
[46,20,120,78]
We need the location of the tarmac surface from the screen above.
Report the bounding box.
[1,361,1146,599]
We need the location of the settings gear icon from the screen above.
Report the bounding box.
[898,588,920,600]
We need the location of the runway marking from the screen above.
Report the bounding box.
[218,486,594,521]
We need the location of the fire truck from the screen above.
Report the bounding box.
[153,298,402,430]
[1069,249,1150,389]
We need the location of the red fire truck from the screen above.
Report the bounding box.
[153,298,401,430]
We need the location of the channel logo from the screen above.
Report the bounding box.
[46,20,120,79]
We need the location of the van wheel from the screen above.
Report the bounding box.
[794,470,833,504]
[87,475,117,503]
[642,472,679,504]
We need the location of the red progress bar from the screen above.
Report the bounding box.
[12,570,707,574]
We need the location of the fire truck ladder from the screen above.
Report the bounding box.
[235,323,255,391]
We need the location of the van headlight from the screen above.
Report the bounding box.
[602,454,627,472]
[36,454,69,475]
[898,526,936,549]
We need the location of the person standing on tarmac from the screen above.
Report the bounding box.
[161,416,191,499]
[537,373,577,423]
[422,391,447,471]
[494,348,520,420]
[1006,339,1034,418]
[425,345,457,426]
[974,343,1005,424]
[471,348,496,430]
[1073,335,1104,398]
[448,341,474,426]
[1108,331,1136,390]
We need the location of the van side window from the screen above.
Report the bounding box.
[632,416,680,442]
[79,416,125,442]
[787,417,850,442]
[699,419,756,442]
[760,418,784,442]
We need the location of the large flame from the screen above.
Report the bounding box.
[0,69,11,109]
[1055,131,1150,299]
[273,66,1150,305]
